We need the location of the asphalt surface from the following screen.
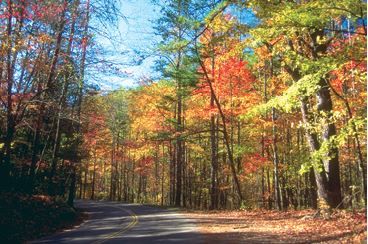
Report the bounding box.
[30,200,203,244]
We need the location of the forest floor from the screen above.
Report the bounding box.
[0,193,85,243]
[185,209,367,243]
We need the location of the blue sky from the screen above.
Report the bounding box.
[92,1,259,91]
[94,0,160,90]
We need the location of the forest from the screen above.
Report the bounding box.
[0,0,366,242]
[78,0,367,211]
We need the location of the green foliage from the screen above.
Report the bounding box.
[244,74,321,119]
[233,144,251,159]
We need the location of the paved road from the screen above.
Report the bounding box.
[30,200,203,244]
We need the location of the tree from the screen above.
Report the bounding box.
[245,0,366,209]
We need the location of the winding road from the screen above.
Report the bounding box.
[30,200,203,244]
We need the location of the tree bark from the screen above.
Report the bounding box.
[272,107,282,210]
[285,64,342,209]
[91,151,97,200]
[49,0,78,189]
[316,79,342,207]
[175,91,183,206]
[209,52,218,210]
[68,0,90,207]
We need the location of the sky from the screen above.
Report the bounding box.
[93,0,161,90]
[92,0,259,91]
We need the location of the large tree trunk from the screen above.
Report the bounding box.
[285,63,342,209]
[300,96,330,208]
[309,167,318,209]
[300,96,340,209]
[316,79,342,208]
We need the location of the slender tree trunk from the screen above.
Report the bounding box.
[123,151,127,201]
[267,168,272,209]
[67,165,76,206]
[175,40,183,206]
[110,137,115,201]
[1,1,15,189]
[91,153,97,200]
[170,142,175,205]
[161,144,165,206]
[32,0,68,192]
[49,1,78,189]
[83,161,89,199]
[175,93,183,206]
[196,46,243,203]
[210,95,219,209]
[67,0,90,207]
[272,107,282,210]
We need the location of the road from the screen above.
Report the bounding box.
[30,200,203,244]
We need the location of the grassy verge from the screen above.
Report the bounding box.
[0,193,85,243]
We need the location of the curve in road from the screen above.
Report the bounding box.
[30,200,203,244]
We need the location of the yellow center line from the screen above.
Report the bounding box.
[92,206,139,244]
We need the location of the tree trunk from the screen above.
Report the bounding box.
[309,167,318,209]
[317,79,342,208]
[175,93,183,206]
[91,154,97,200]
[68,0,90,207]
[67,166,76,206]
[285,64,342,209]
[210,94,219,210]
[49,1,77,189]
[161,144,165,206]
[272,107,282,210]
[1,1,15,189]
[196,46,243,203]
